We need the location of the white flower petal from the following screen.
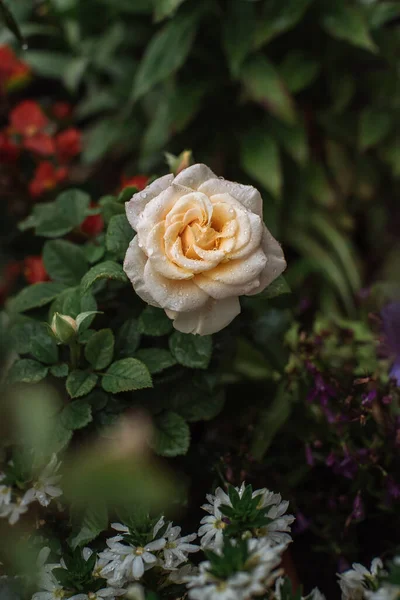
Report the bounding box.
[126,173,174,230]
[143,261,209,312]
[173,163,217,190]
[166,296,240,335]
[198,178,263,216]
[146,538,166,551]
[245,227,286,296]
[132,556,145,579]
[124,237,160,307]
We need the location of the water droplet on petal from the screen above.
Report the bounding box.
[148,248,154,256]
[22,43,28,51]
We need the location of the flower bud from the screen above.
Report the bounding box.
[165,149,193,175]
[51,313,77,344]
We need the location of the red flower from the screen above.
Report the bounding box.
[29,161,68,198]
[10,100,55,156]
[81,203,104,237]
[52,102,72,120]
[120,175,149,192]
[55,128,81,163]
[0,46,30,91]
[0,131,19,163]
[23,256,49,284]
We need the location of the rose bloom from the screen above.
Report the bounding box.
[124,164,286,335]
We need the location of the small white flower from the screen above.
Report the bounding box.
[0,474,12,509]
[275,578,326,600]
[338,558,383,600]
[161,523,199,569]
[186,538,285,600]
[167,563,198,584]
[22,454,62,508]
[100,522,166,584]
[0,496,29,525]
[198,484,294,550]
[32,568,64,600]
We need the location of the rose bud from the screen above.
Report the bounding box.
[51,313,78,344]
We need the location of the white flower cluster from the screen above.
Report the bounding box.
[337,557,400,600]
[0,454,62,525]
[198,483,295,550]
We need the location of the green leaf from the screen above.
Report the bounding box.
[43,240,89,286]
[250,384,292,460]
[169,332,212,369]
[11,320,58,364]
[134,348,177,374]
[269,118,309,165]
[241,55,295,124]
[154,0,188,21]
[260,275,291,300]
[151,411,190,457]
[66,370,98,399]
[321,5,377,53]
[11,282,67,313]
[279,51,320,94]
[50,363,69,378]
[24,50,71,78]
[115,319,141,358]
[48,421,73,454]
[223,0,255,78]
[82,118,130,165]
[359,109,391,150]
[172,388,225,422]
[106,215,133,261]
[49,287,97,328]
[69,503,108,549]
[241,128,282,200]
[0,0,24,44]
[19,189,91,238]
[8,359,48,384]
[366,2,400,28]
[76,311,101,330]
[138,306,173,336]
[63,56,89,93]
[60,401,92,430]
[102,358,152,393]
[254,0,313,48]
[132,7,202,101]
[81,261,128,295]
[85,329,114,370]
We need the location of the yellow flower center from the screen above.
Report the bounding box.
[165,541,177,549]
[135,547,145,556]
[214,520,226,530]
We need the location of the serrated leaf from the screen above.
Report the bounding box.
[49,287,97,330]
[169,331,212,369]
[81,261,128,295]
[11,320,58,364]
[322,5,378,53]
[241,55,295,124]
[102,358,152,393]
[241,128,282,200]
[76,311,101,330]
[115,319,141,358]
[66,370,98,399]
[134,348,177,374]
[11,283,67,313]
[138,306,173,336]
[69,503,108,549]
[60,401,92,430]
[106,214,133,261]
[85,329,114,370]
[43,240,89,286]
[132,7,202,101]
[151,411,190,457]
[50,363,69,378]
[8,359,48,384]
[359,109,391,150]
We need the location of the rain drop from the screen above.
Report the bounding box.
[22,43,29,51]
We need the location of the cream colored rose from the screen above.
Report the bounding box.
[124,164,286,335]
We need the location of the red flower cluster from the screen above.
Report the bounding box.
[0,46,30,92]
[0,98,82,198]
[120,175,149,192]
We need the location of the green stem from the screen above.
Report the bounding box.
[69,340,81,370]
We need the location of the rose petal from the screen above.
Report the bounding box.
[169,237,222,273]
[165,192,213,227]
[123,237,160,307]
[136,184,189,244]
[194,273,259,300]
[143,261,209,312]
[126,173,173,230]
[173,163,217,190]
[147,222,193,279]
[165,296,241,335]
[245,227,286,296]
[198,178,263,216]
[207,248,267,286]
